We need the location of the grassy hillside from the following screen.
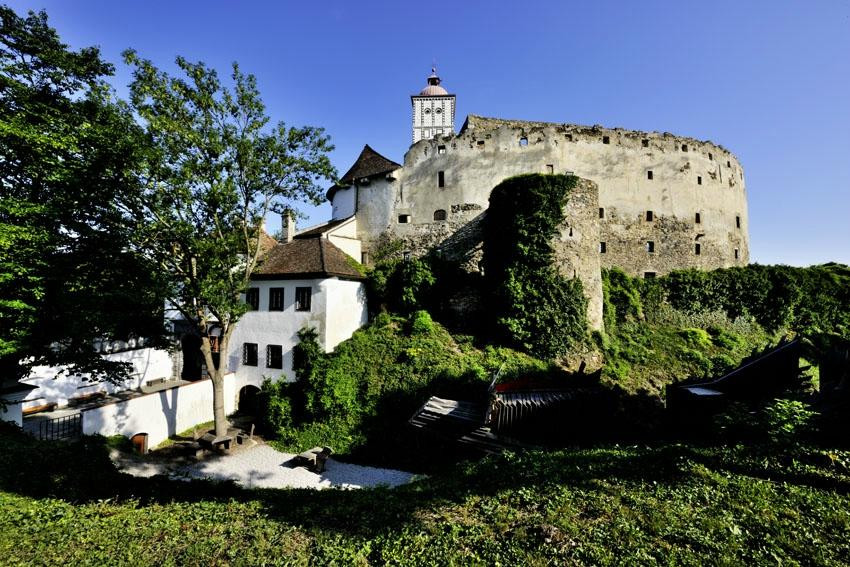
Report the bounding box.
[1,426,849,565]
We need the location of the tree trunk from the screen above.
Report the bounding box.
[210,371,228,438]
[200,325,235,438]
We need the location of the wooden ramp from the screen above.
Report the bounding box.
[408,396,530,454]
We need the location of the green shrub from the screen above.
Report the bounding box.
[409,310,434,335]
[367,258,436,315]
[763,398,818,444]
[678,328,712,349]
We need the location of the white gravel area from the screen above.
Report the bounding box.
[170,444,416,490]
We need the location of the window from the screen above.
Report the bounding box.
[646,210,654,222]
[436,129,443,134]
[269,288,284,311]
[734,248,740,260]
[708,153,713,161]
[423,129,430,137]
[242,343,258,367]
[436,108,442,114]
[266,345,283,369]
[438,145,446,154]
[600,241,607,253]
[642,139,649,148]
[697,176,702,185]
[695,243,701,255]
[424,108,431,114]
[727,160,731,167]
[295,287,312,311]
[644,271,656,279]
[565,134,573,141]
[476,140,485,148]
[519,137,528,146]
[245,288,259,311]
[438,171,445,187]
[695,212,701,224]
[646,241,655,253]
[602,135,610,144]
[398,214,411,224]
[433,209,447,221]
[681,144,688,152]
[599,207,605,219]
[361,252,369,265]
[546,164,554,174]
[647,170,653,180]
[736,215,741,229]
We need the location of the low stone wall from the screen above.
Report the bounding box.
[81,373,242,448]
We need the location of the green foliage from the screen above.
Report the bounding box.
[483,174,587,358]
[762,399,818,444]
[366,258,435,315]
[262,317,548,463]
[0,6,168,381]
[678,328,712,349]
[2,424,850,565]
[716,399,818,445]
[409,310,434,335]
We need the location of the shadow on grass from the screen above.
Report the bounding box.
[2,419,849,540]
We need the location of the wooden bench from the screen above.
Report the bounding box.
[294,446,333,473]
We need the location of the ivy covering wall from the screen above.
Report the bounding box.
[483,174,587,359]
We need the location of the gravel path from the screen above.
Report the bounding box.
[161,444,416,490]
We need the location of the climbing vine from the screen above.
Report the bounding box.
[483,174,587,359]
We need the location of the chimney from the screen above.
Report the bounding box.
[282,211,295,243]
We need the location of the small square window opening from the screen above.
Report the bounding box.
[266,345,283,369]
[245,288,259,311]
[602,135,610,144]
[269,288,284,311]
[600,242,607,253]
[242,343,258,367]
[646,241,655,253]
[398,214,411,224]
[646,210,654,222]
[295,287,312,312]
[647,170,653,180]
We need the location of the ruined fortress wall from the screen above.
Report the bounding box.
[350,116,749,279]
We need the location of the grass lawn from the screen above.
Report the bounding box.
[1,424,848,566]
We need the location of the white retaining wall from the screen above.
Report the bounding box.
[21,348,173,410]
[81,372,246,448]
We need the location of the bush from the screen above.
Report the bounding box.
[409,310,433,335]
[763,398,818,444]
[678,328,712,349]
[367,258,436,315]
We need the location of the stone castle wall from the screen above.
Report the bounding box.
[344,115,749,280]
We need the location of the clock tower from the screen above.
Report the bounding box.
[411,67,455,144]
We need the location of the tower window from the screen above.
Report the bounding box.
[642,139,649,147]
[602,135,610,144]
[433,209,447,221]
[565,134,573,141]
[644,271,656,279]
[599,207,605,219]
[398,214,411,224]
[424,108,431,114]
[600,242,607,253]
[476,140,485,148]
[695,212,701,224]
[727,160,731,167]
[695,243,701,255]
[423,129,430,137]
[697,176,702,185]
[736,215,741,228]
[681,144,688,152]
[734,248,740,260]
[647,170,653,180]
[438,145,446,154]
[546,164,554,174]
[708,153,713,161]
[646,210,654,222]
[436,108,442,114]
[646,241,655,253]
[519,137,528,146]
[438,171,445,187]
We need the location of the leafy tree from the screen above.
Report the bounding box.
[0,6,165,383]
[123,51,335,436]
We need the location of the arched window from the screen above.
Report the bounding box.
[433,209,447,221]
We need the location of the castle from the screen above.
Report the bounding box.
[323,68,750,329]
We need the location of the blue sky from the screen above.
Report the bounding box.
[8,1,850,266]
